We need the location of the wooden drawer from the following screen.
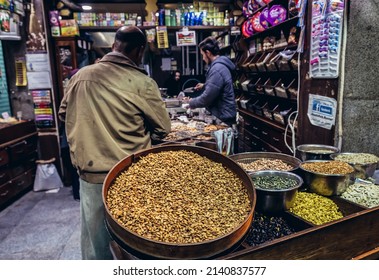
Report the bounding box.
[0,181,14,206]
[260,127,270,143]
[0,149,9,167]
[8,137,37,163]
[8,151,37,178]
[0,168,10,186]
[269,129,295,154]
[243,129,253,143]
[12,169,34,190]
[0,169,34,207]
[250,123,261,138]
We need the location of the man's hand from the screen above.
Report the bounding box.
[194,83,204,91]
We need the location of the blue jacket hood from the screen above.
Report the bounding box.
[211,56,236,72]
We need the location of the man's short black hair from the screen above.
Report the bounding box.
[115,26,147,53]
[199,36,220,56]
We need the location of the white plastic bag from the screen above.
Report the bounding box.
[33,163,64,192]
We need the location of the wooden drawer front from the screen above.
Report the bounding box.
[250,123,261,138]
[8,141,28,162]
[244,129,253,143]
[0,169,33,206]
[260,138,281,153]
[8,151,37,177]
[0,149,9,167]
[0,181,14,206]
[0,168,10,185]
[260,127,270,143]
[250,135,264,152]
[10,165,26,178]
[12,170,33,191]
[10,169,35,194]
[250,134,280,153]
[270,129,294,154]
[8,136,37,163]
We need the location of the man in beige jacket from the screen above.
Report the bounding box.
[59,26,171,259]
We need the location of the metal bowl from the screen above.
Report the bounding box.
[229,152,302,173]
[297,144,339,161]
[330,153,379,179]
[159,87,168,97]
[299,160,355,196]
[102,145,256,259]
[249,171,303,213]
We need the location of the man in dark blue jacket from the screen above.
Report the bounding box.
[189,36,237,126]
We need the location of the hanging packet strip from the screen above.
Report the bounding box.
[309,0,345,78]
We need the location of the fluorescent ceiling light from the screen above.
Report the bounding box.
[82,5,92,11]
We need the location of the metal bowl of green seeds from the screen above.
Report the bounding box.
[249,171,303,213]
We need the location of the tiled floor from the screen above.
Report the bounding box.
[0,186,81,260]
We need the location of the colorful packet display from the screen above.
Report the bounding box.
[267,5,287,26]
[309,0,345,78]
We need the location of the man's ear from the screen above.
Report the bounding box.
[137,45,145,60]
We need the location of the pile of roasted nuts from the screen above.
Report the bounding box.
[106,150,251,244]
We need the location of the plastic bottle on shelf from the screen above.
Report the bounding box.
[180,12,185,26]
[224,10,229,26]
[185,12,190,26]
[9,0,15,13]
[197,11,204,26]
[189,12,195,26]
[159,9,165,26]
[171,11,176,26]
[165,9,171,26]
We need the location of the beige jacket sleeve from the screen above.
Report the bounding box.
[142,78,171,140]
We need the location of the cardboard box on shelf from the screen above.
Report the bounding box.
[60,19,79,36]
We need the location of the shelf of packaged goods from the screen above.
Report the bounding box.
[78,25,231,32]
[245,16,299,42]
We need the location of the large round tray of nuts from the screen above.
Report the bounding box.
[103,145,256,259]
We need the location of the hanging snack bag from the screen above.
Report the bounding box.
[288,0,300,17]
[251,12,265,32]
[243,0,257,18]
[267,5,287,26]
[255,0,266,7]
[242,18,254,37]
[259,7,270,29]
[250,0,261,11]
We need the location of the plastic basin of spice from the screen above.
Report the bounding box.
[102,145,256,259]
[299,160,355,196]
[296,144,339,161]
[330,152,379,179]
[249,171,303,214]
